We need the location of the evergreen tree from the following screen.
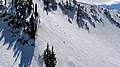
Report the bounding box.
[85,23,89,33]
[46,0,50,10]
[15,0,18,5]
[4,0,6,6]
[29,0,33,6]
[30,14,34,25]
[49,46,57,67]
[66,0,72,9]
[51,0,57,10]
[76,4,82,21]
[27,0,33,14]
[12,0,13,5]
[43,0,50,6]
[73,0,77,4]
[35,4,38,19]
[43,44,57,67]
[69,0,71,6]
[43,43,51,67]
[66,0,69,6]
[22,4,26,19]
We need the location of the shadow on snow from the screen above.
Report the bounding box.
[0,19,35,67]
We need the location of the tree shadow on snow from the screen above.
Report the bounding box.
[104,14,120,28]
[59,3,76,20]
[0,19,36,67]
[13,42,35,67]
[77,19,85,28]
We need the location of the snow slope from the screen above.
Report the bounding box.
[0,0,120,67]
[99,4,120,10]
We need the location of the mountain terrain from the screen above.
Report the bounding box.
[0,0,120,67]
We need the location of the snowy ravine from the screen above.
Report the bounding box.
[0,0,120,67]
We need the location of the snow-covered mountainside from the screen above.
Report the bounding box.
[0,0,120,67]
[99,4,120,10]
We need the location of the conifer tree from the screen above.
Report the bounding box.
[30,14,34,25]
[15,0,18,5]
[73,0,77,4]
[29,0,33,6]
[12,0,13,5]
[66,0,69,6]
[35,4,38,19]
[28,0,33,14]
[4,0,6,6]
[43,43,51,67]
[51,0,57,10]
[43,44,57,67]
[49,46,57,67]
[46,0,50,10]
[76,4,81,21]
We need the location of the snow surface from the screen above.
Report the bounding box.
[76,0,120,5]
[0,0,120,67]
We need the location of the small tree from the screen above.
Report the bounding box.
[66,0,69,6]
[73,0,77,4]
[43,43,57,67]
[4,0,6,6]
[35,4,38,19]
[49,46,57,67]
[30,14,34,24]
[12,0,13,5]
[51,0,57,11]
[27,0,33,14]
[43,43,51,67]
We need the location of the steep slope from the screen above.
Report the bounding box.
[0,0,120,67]
[32,0,120,67]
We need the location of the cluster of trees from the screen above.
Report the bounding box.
[43,43,57,67]
[63,0,75,10]
[76,4,84,22]
[59,0,78,11]
[76,4,91,32]
[13,0,35,17]
[6,0,39,45]
[24,14,37,39]
[43,0,57,11]
[104,9,110,16]
[65,0,72,9]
